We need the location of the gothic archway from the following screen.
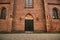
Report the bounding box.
[25,14,34,31]
[25,13,33,20]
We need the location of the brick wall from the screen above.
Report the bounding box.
[0,0,60,33]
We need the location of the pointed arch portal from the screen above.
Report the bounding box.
[25,14,34,31]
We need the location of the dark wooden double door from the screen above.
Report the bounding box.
[25,20,34,31]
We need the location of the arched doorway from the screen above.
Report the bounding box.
[25,14,34,31]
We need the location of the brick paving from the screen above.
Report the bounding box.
[0,33,60,40]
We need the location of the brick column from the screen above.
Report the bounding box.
[44,0,52,32]
[10,0,14,32]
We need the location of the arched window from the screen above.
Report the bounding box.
[0,7,6,19]
[52,7,58,19]
[25,0,33,8]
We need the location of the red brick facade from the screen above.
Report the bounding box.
[0,0,60,33]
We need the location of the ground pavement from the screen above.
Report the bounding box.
[0,33,60,40]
